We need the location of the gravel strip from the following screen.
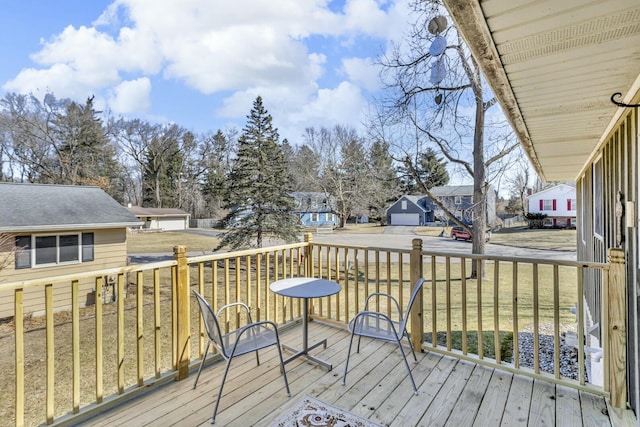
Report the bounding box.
[514,323,581,380]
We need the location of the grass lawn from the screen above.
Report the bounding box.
[333,222,385,234]
[127,231,220,253]
[417,226,577,250]
[490,227,576,250]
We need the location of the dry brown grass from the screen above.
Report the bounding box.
[490,228,577,250]
[127,230,220,253]
[333,223,385,234]
[416,226,577,250]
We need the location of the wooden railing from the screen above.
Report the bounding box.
[0,235,626,426]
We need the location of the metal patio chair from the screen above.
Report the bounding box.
[193,291,290,424]
[342,278,426,394]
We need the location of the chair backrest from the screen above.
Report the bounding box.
[193,290,228,358]
[399,278,426,332]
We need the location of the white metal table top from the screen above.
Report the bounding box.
[269,277,341,299]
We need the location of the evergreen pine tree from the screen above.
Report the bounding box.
[399,147,449,193]
[217,96,299,249]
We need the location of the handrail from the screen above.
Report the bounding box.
[2,236,619,426]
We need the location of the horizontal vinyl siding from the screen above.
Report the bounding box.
[0,228,128,318]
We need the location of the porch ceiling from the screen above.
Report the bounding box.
[444,0,640,182]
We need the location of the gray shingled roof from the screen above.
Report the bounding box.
[429,185,475,197]
[291,192,335,213]
[127,206,190,217]
[0,183,142,232]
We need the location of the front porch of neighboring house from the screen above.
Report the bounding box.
[2,237,636,426]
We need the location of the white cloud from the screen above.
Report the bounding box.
[108,77,151,114]
[2,0,411,132]
[342,57,379,91]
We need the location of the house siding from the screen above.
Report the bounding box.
[298,212,336,227]
[386,197,427,225]
[577,102,639,410]
[528,184,577,227]
[0,228,129,318]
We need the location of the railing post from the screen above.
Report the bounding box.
[304,233,313,278]
[174,245,190,381]
[410,238,424,352]
[608,248,626,408]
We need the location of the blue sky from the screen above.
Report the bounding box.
[0,0,412,144]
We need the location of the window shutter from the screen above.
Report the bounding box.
[567,199,571,210]
[552,199,557,211]
[539,200,543,210]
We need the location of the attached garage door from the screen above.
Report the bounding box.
[158,218,187,230]
[390,213,420,226]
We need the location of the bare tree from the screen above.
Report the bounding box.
[303,125,373,227]
[109,119,189,208]
[373,0,521,275]
[0,93,123,198]
[506,158,539,217]
[0,233,15,275]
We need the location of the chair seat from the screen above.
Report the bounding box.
[348,312,403,342]
[221,324,278,357]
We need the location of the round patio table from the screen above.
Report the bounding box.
[269,277,341,370]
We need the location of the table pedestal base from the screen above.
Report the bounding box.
[282,339,332,370]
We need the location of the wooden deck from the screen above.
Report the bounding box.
[85,322,624,427]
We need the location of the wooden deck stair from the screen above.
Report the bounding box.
[85,322,623,426]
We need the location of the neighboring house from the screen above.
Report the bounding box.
[0,183,142,318]
[445,0,640,413]
[291,192,337,227]
[386,185,497,226]
[127,206,190,231]
[527,183,577,228]
[386,195,432,225]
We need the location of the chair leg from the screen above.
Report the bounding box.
[395,336,418,395]
[211,357,233,424]
[405,332,417,362]
[193,341,211,389]
[342,331,357,386]
[255,350,260,366]
[274,336,291,396]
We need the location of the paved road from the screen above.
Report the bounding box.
[312,230,576,262]
[130,227,576,263]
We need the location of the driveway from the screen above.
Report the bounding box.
[383,226,416,235]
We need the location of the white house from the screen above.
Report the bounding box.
[527,184,576,228]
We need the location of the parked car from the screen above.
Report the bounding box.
[450,226,491,242]
[451,226,471,241]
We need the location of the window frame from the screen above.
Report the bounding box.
[14,232,95,269]
[542,199,553,211]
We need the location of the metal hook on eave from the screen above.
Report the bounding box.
[610,92,640,108]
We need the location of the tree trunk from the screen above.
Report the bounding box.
[471,90,486,279]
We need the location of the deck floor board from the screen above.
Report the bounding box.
[83,322,624,427]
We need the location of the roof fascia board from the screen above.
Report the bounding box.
[0,222,143,233]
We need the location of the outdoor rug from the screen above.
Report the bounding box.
[269,395,384,427]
